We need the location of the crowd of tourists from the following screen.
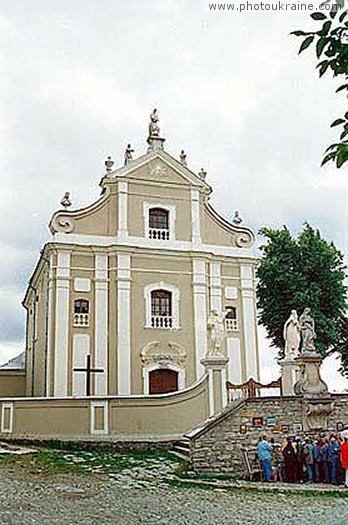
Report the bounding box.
[257,433,348,486]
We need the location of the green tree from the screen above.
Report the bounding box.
[292,1,348,168]
[256,224,347,372]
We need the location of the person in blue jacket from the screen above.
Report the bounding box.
[328,435,341,484]
[258,434,273,482]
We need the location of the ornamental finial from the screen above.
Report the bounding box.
[232,211,243,225]
[104,156,114,174]
[60,191,72,210]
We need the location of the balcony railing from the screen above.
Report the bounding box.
[151,315,173,329]
[73,313,90,327]
[225,318,238,331]
[148,228,170,240]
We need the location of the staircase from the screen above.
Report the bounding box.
[168,437,191,461]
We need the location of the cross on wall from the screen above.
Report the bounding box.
[73,354,104,396]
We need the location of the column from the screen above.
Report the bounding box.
[240,263,259,380]
[193,259,207,379]
[227,337,243,384]
[54,251,70,397]
[201,356,229,416]
[191,188,201,246]
[209,261,222,312]
[94,253,108,395]
[117,253,131,394]
[45,252,54,396]
[118,181,128,241]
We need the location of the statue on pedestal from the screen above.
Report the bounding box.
[124,144,134,165]
[299,308,317,354]
[283,309,301,359]
[207,310,226,357]
[148,109,160,138]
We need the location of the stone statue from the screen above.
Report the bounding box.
[299,308,317,354]
[232,211,243,225]
[148,109,160,138]
[104,155,114,174]
[180,150,187,166]
[198,168,207,181]
[207,310,226,356]
[124,144,134,165]
[60,191,72,209]
[283,310,301,358]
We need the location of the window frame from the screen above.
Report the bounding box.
[143,202,176,241]
[144,282,180,329]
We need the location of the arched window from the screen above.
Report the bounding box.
[149,208,169,240]
[73,299,90,327]
[151,290,172,328]
[225,306,238,331]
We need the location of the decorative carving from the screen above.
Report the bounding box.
[234,231,253,248]
[294,354,329,397]
[302,399,333,431]
[149,163,167,178]
[50,216,75,234]
[141,341,187,368]
[283,310,301,359]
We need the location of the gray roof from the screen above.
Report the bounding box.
[0,351,25,370]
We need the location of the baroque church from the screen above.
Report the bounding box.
[23,110,260,399]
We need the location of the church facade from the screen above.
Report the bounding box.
[23,112,260,399]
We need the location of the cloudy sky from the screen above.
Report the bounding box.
[0,0,347,390]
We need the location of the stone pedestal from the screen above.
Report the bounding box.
[201,356,228,417]
[147,136,165,152]
[278,358,300,396]
[293,352,328,397]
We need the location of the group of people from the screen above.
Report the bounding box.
[257,433,348,486]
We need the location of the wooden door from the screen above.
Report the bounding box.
[149,369,178,394]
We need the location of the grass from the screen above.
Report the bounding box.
[0,442,175,477]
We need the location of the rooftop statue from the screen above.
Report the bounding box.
[148,108,160,138]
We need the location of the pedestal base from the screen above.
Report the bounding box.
[294,353,328,397]
[278,358,300,396]
[201,356,228,417]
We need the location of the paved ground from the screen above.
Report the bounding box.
[0,450,347,525]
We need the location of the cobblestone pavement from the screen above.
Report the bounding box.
[0,458,347,525]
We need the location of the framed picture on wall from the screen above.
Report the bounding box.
[336,422,344,432]
[252,417,263,427]
[266,416,276,426]
[281,424,290,433]
[292,423,302,432]
[240,424,247,434]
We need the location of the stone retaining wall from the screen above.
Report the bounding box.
[188,394,348,479]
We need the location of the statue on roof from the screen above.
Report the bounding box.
[124,144,134,165]
[148,109,160,138]
[180,150,187,166]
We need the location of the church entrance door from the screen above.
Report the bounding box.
[149,369,178,394]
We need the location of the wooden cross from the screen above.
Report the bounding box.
[73,354,104,396]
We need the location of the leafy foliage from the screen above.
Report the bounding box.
[256,224,347,369]
[291,1,348,168]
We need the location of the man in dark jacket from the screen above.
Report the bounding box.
[281,437,297,483]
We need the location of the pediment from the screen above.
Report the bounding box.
[102,149,212,193]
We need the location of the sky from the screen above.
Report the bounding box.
[0,0,347,391]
